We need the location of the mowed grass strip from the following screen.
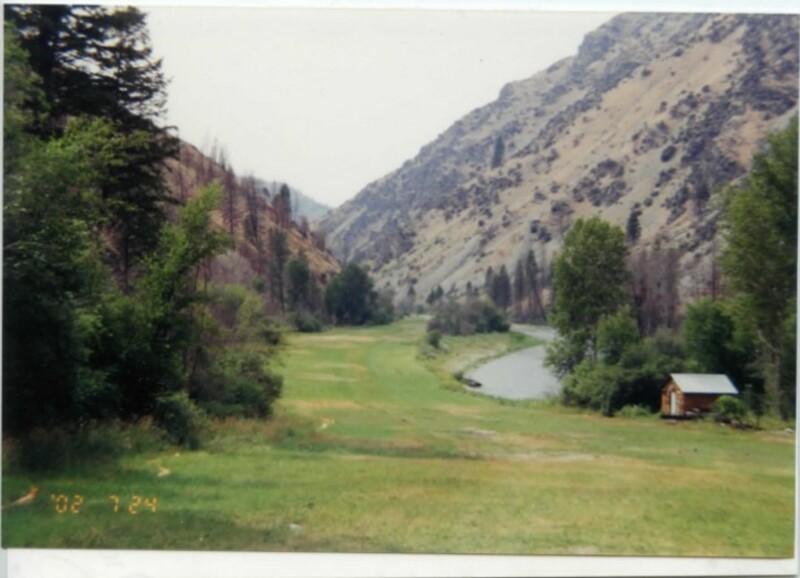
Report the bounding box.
[2,318,795,556]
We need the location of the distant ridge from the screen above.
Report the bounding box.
[320,13,798,308]
[257,179,332,222]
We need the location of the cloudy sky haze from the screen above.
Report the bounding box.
[145,7,614,207]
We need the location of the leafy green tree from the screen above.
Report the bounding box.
[324,263,393,326]
[722,116,797,418]
[325,263,374,326]
[682,297,760,391]
[597,307,640,365]
[547,217,629,375]
[100,184,231,419]
[3,119,113,432]
[562,328,687,416]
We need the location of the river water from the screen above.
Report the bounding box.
[464,325,560,401]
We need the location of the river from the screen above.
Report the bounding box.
[464,325,560,400]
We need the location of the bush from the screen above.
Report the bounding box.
[615,405,653,419]
[291,309,323,333]
[153,391,209,449]
[428,298,509,336]
[196,347,283,419]
[712,395,748,424]
[561,360,626,416]
[5,420,164,473]
[427,330,442,349]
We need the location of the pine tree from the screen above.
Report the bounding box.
[5,5,178,289]
[513,258,526,319]
[491,135,505,169]
[492,265,512,311]
[268,228,290,312]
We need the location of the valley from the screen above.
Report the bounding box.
[2,320,794,556]
[3,7,797,567]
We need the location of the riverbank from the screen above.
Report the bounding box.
[465,324,559,400]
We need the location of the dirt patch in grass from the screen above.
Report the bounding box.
[459,427,499,438]
[435,404,485,416]
[503,433,567,450]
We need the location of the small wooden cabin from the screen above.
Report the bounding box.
[661,373,738,418]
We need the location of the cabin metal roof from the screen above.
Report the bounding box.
[670,373,738,395]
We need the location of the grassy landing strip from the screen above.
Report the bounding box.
[2,319,795,556]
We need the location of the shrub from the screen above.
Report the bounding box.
[5,420,164,473]
[291,309,323,333]
[712,395,748,424]
[428,298,509,336]
[615,405,653,419]
[196,347,283,419]
[427,330,442,349]
[153,391,209,449]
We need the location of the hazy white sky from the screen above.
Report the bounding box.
[145,7,614,207]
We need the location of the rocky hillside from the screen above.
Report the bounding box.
[320,12,798,307]
[165,140,340,303]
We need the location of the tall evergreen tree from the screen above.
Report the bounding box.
[513,257,526,318]
[525,249,546,321]
[268,228,290,312]
[491,135,505,169]
[5,5,178,289]
[492,265,512,311]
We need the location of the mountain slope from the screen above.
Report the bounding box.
[164,140,340,304]
[320,12,798,306]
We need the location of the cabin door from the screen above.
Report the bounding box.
[670,392,678,415]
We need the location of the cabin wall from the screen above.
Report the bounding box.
[661,381,684,415]
[683,394,721,413]
[661,382,724,416]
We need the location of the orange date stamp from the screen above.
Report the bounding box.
[50,494,158,514]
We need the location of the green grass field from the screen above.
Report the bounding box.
[2,318,796,556]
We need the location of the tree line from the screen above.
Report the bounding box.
[2,6,393,454]
[545,117,797,420]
